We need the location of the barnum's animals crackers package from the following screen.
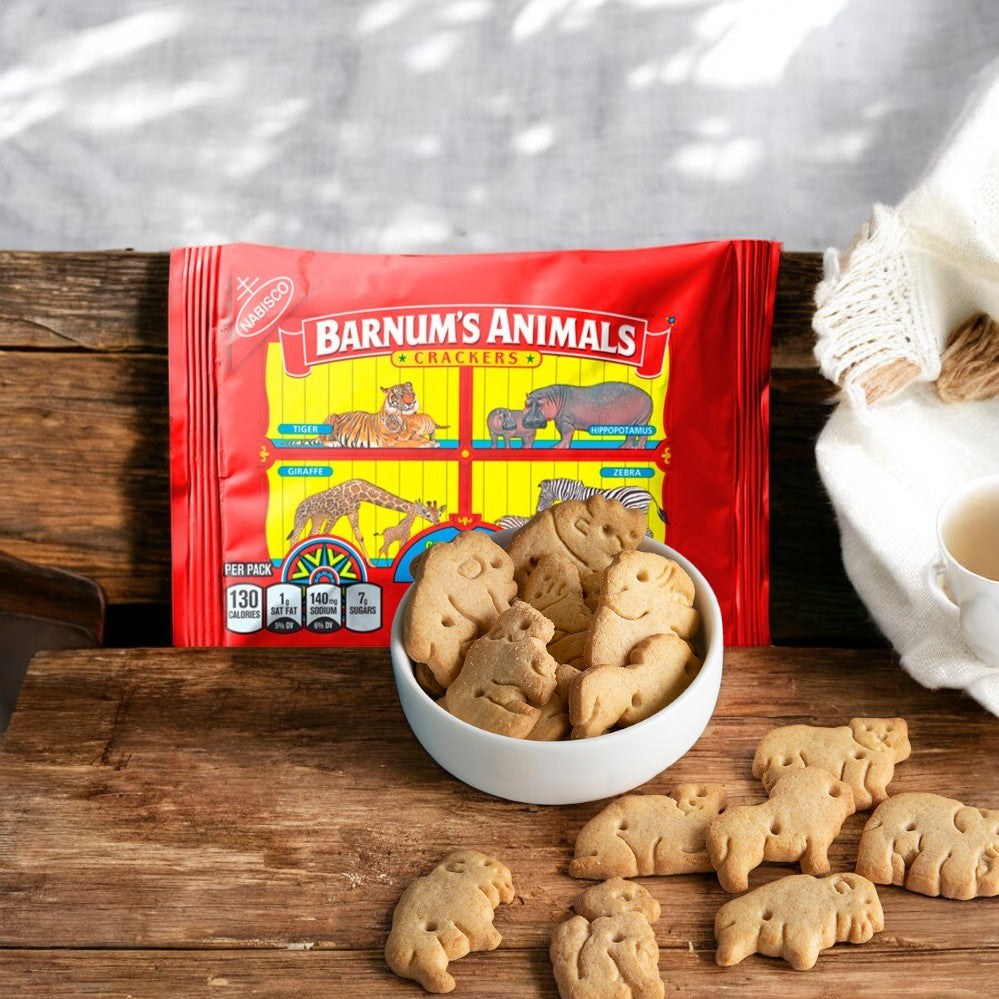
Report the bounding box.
[168,241,780,647]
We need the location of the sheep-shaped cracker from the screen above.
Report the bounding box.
[706,767,855,893]
[569,632,701,739]
[753,716,910,810]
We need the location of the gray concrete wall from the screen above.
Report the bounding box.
[2,0,997,252]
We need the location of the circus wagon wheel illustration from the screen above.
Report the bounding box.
[281,537,368,587]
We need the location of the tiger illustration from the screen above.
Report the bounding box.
[311,382,446,448]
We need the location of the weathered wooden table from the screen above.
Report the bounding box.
[0,253,996,996]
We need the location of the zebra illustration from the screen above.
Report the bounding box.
[535,478,668,526]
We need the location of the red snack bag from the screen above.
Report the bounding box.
[169,241,780,647]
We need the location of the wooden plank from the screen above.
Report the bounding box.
[0,358,866,643]
[0,317,868,645]
[0,947,993,998]
[0,250,869,645]
[0,350,170,604]
[0,250,821,365]
[769,371,877,645]
[771,251,823,369]
[0,251,168,352]
[1,645,995,997]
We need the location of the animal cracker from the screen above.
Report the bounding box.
[570,784,727,879]
[385,849,515,993]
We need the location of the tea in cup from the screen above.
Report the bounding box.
[926,474,999,666]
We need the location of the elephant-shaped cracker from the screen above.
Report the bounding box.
[550,877,664,999]
[385,849,515,993]
[753,716,911,810]
[585,550,699,668]
[506,495,647,590]
[569,633,701,739]
[522,553,592,667]
[714,872,883,971]
[570,784,728,879]
[442,601,559,738]
[403,530,517,689]
[856,791,999,899]
[706,767,855,893]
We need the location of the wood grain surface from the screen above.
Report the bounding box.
[1,644,995,996]
[0,250,876,645]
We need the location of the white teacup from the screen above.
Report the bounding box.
[926,474,999,667]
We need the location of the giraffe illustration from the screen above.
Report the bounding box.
[287,478,444,562]
[377,500,446,558]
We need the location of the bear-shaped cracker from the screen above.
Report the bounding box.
[442,600,559,738]
[585,550,700,668]
[403,530,517,689]
[550,877,664,999]
[752,716,911,811]
[856,790,999,899]
[706,767,856,893]
[385,849,515,993]
[570,784,728,879]
[521,553,592,667]
[714,872,883,971]
[506,495,647,590]
[569,632,701,739]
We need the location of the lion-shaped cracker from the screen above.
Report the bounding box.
[753,717,911,811]
[526,663,581,742]
[403,530,518,690]
[442,600,560,738]
[521,553,592,667]
[585,550,700,669]
[550,877,664,999]
[855,791,999,899]
[570,784,728,879]
[506,495,647,591]
[706,767,855,893]
[385,849,515,993]
[569,633,701,739]
[714,872,883,971]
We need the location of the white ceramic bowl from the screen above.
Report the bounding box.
[389,532,723,805]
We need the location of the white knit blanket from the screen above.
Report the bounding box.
[813,61,999,715]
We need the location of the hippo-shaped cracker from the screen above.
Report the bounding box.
[856,791,999,899]
[753,717,911,810]
[506,495,647,591]
[385,849,515,993]
[570,632,701,739]
[442,601,559,738]
[550,877,664,999]
[715,872,883,971]
[707,767,856,893]
[403,530,517,689]
[585,550,700,668]
[570,784,728,879]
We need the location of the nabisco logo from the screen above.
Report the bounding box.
[234,275,295,338]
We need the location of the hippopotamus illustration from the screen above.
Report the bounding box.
[521,382,653,448]
[486,407,536,448]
